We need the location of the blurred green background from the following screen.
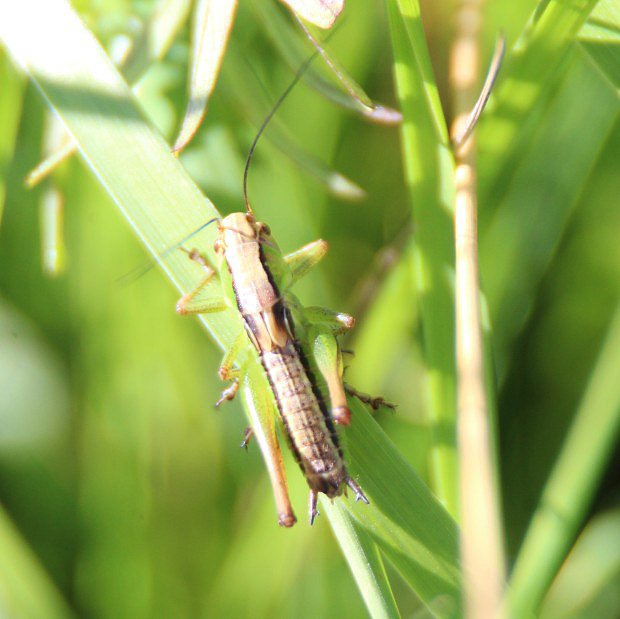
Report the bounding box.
[0,0,618,617]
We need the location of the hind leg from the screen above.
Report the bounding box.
[344,384,397,412]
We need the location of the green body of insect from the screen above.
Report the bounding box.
[176,211,368,526]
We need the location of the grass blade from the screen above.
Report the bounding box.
[220,44,366,200]
[481,47,619,366]
[540,508,620,619]
[279,0,344,29]
[0,505,74,619]
[173,0,238,152]
[253,0,401,124]
[479,0,602,208]
[344,401,461,618]
[26,0,192,187]
[293,15,402,124]
[505,302,620,617]
[0,49,24,223]
[449,8,506,619]
[386,0,457,516]
[323,500,401,619]
[578,0,620,88]
[122,0,192,84]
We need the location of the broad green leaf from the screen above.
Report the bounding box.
[386,0,457,516]
[173,0,238,152]
[505,302,620,617]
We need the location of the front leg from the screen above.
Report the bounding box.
[176,248,228,315]
[215,331,247,408]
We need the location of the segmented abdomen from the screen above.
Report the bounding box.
[261,341,346,498]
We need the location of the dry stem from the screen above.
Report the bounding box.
[449,1,506,617]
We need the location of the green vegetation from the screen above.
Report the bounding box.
[0,0,618,617]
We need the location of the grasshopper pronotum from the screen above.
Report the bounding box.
[176,53,369,527]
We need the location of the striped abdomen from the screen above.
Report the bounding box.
[261,341,346,497]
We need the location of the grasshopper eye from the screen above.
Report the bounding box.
[259,223,271,236]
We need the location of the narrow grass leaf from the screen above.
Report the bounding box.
[505,302,620,617]
[267,127,367,199]
[24,138,74,188]
[481,47,619,364]
[578,0,620,88]
[479,0,602,208]
[540,508,620,619]
[173,0,237,152]
[343,401,461,618]
[279,0,344,29]
[253,0,401,124]
[26,0,192,187]
[386,0,457,516]
[323,500,401,619]
[294,15,402,124]
[122,0,192,84]
[0,49,24,222]
[40,185,66,275]
[220,46,366,200]
[0,505,74,619]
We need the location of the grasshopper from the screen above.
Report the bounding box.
[176,210,368,526]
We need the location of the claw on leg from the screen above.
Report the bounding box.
[240,427,253,450]
[309,490,319,525]
[215,379,239,408]
[346,477,369,504]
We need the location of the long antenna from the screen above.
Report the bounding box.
[243,48,323,215]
